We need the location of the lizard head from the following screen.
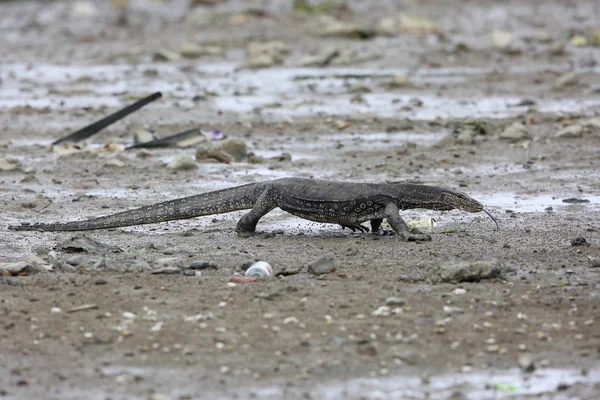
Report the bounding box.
[440,190,498,230]
[440,190,483,213]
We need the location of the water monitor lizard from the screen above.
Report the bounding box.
[8,177,497,241]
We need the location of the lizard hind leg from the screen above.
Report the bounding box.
[236,188,277,236]
[370,218,384,235]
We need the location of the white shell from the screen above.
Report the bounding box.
[245,261,273,278]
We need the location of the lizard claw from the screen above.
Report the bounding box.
[341,224,370,233]
[236,229,258,238]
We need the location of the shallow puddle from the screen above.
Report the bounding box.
[3,62,600,120]
[482,192,600,212]
[301,367,600,400]
[93,365,600,400]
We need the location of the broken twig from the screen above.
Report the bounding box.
[126,127,201,150]
[53,92,162,145]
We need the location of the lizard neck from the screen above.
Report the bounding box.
[388,184,447,211]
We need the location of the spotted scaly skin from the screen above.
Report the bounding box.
[8,178,491,241]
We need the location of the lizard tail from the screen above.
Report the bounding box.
[9,182,265,232]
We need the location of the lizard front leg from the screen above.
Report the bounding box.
[384,203,432,242]
[236,188,277,236]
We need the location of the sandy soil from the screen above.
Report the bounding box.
[1,0,600,399]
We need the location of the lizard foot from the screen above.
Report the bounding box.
[236,229,258,238]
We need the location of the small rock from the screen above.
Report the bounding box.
[0,261,30,275]
[283,316,299,325]
[307,255,337,275]
[518,354,536,373]
[553,72,578,90]
[384,297,407,306]
[242,53,275,68]
[570,237,589,247]
[167,154,197,171]
[104,159,125,168]
[214,139,248,162]
[47,251,59,266]
[554,124,583,138]
[0,261,51,276]
[319,21,376,39]
[151,266,182,275]
[0,158,21,172]
[243,41,289,68]
[298,49,340,67]
[330,47,382,65]
[430,259,506,283]
[126,258,152,273]
[271,152,292,162]
[570,34,587,47]
[582,118,600,129]
[486,344,500,353]
[382,75,413,90]
[189,261,218,270]
[195,139,248,163]
[356,341,378,356]
[25,255,46,265]
[396,351,419,365]
[499,122,530,142]
[66,255,85,266]
[52,143,86,157]
[443,306,464,315]
[195,147,234,163]
[372,306,391,316]
[397,13,441,33]
[70,0,98,18]
[512,99,537,107]
[155,257,184,268]
[376,16,397,36]
[491,30,513,49]
[56,236,123,254]
[535,31,553,43]
[179,42,223,58]
[150,393,173,400]
[153,49,181,62]
[136,149,153,159]
[132,129,154,145]
[562,198,590,204]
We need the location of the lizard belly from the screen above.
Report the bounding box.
[284,210,370,224]
[278,195,388,225]
[280,204,383,225]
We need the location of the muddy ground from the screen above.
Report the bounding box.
[1,0,600,399]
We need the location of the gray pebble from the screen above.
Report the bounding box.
[190,261,218,270]
[385,297,407,306]
[66,255,85,266]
